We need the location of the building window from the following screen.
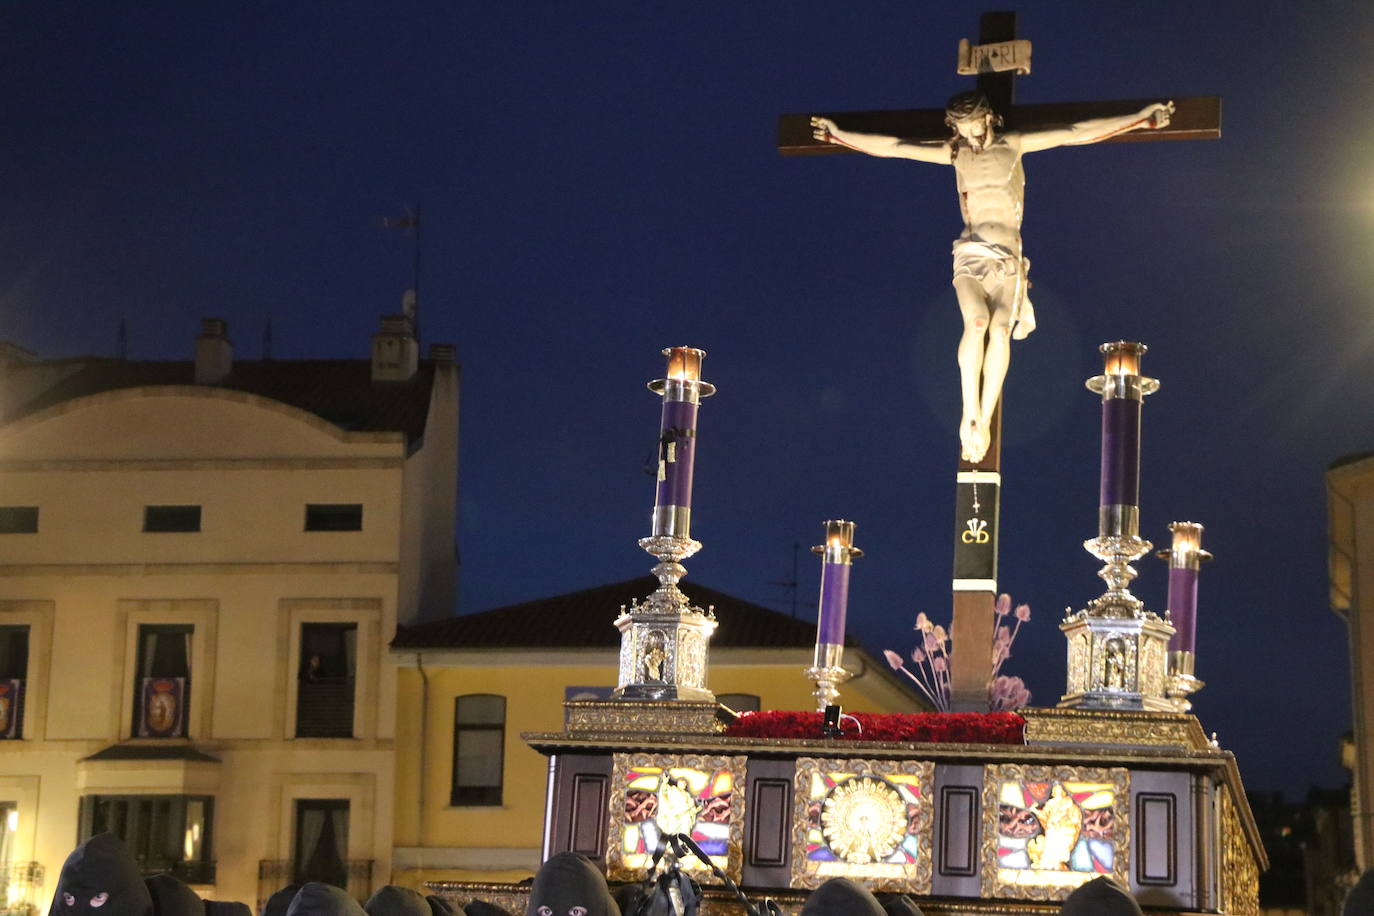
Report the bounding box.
[81,795,214,883]
[132,625,191,738]
[0,627,28,740]
[0,802,16,909]
[0,508,37,534]
[304,504,363,532]
[144,505,201,533]
[296,624,356,738]
[452,694,505,807]
[294,800,350,890]
[717,693,761,713]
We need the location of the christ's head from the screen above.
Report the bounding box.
[946,91,1000,150]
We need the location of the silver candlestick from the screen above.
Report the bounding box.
[1060,342,1174,712]
[612,347,718,703]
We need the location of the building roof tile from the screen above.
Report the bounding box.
[392,576,843,650]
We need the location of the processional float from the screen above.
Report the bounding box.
[433,11,1263,916]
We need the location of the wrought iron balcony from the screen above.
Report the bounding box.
[0,862,45,916]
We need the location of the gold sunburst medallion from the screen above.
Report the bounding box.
[820,776,907,865]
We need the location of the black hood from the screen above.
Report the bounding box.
[264,886,303,916]
[364,888,430,916]
[800,879,885,916]
[1345,867,1374,915]
[462,903,510,916]
[426,897,454,916]
[874,893,924,916]
[145,874,202,916]
[525,853,618,916]
[1059,877,1142,916]
[51,834,152,916]
[285,884,366,916]
[203,901,252,916]
[609,885,643,916]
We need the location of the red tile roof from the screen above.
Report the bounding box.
[392,576,845,650]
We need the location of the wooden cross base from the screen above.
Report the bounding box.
[949,405,1002,712]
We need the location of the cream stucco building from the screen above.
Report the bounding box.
[1328,452,1374,873]
[0,314,458,912]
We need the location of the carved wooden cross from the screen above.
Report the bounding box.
[778,12,1220,711]
[778,13,1220,155]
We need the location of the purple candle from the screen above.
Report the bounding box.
[1164,521,1208,654]
[1099,398,1141,509]
[655,399,699,511]
[1089,341,1156,537]
[648,347,714,539]
[813,520,862,649]
[817,562,852,646]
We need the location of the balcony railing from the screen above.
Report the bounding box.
[137,858,215,886]
[0,862,45,916]
[294,679,355,738]
[257,859,372,910]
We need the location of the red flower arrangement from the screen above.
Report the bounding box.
[723,710,1025,744]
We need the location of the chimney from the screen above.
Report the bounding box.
[195,318,233,385]
[371,313,418,382]
[428,343,456,364]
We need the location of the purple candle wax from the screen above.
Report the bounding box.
[1167,565,1199,653]
[1099,397,1141,508]
[654,398,699,510]
[816,561,851,647]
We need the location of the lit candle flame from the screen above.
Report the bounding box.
[823,519,856,551]
[663,346,702,381]
[1100,341,1145,376]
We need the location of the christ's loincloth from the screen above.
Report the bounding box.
[951,238,1036,339]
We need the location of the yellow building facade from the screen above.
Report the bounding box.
[1328,452,1374,872]
[0,315,458,912]
[388,578,928,888]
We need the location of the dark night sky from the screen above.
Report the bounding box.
[2,1,1371,796]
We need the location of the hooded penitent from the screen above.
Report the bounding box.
[525,853,619,916]
[50,834,153,916]
[610,885,644,916]
[265,886,303,916]
[1345,868,1374,915]
[203,901,252,916]
[462,903,510,916]
[1058,877,1143,916]
[800,879,885,916]
[874,893,924,916]
[425,898,454,916]
[364,888,430,916]
[285,884,367,916]
[145,875,203,916]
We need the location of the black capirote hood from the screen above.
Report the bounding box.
[285,884,366,916]
[145,874,202,916]
[525,853,618,916]
[364,887,430,916]
[203,901,252,916]
[50,834,152,916]
[800,879,885,916]
[1345,867,1374,915]
[1059,877,1143,916]
[264,886,303,916]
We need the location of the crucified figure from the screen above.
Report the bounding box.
[812,91,1173,462]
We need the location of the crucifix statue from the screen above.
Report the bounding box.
[811,94,1172,462]
[779,11,1220,710]
[780,13,1218,466]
